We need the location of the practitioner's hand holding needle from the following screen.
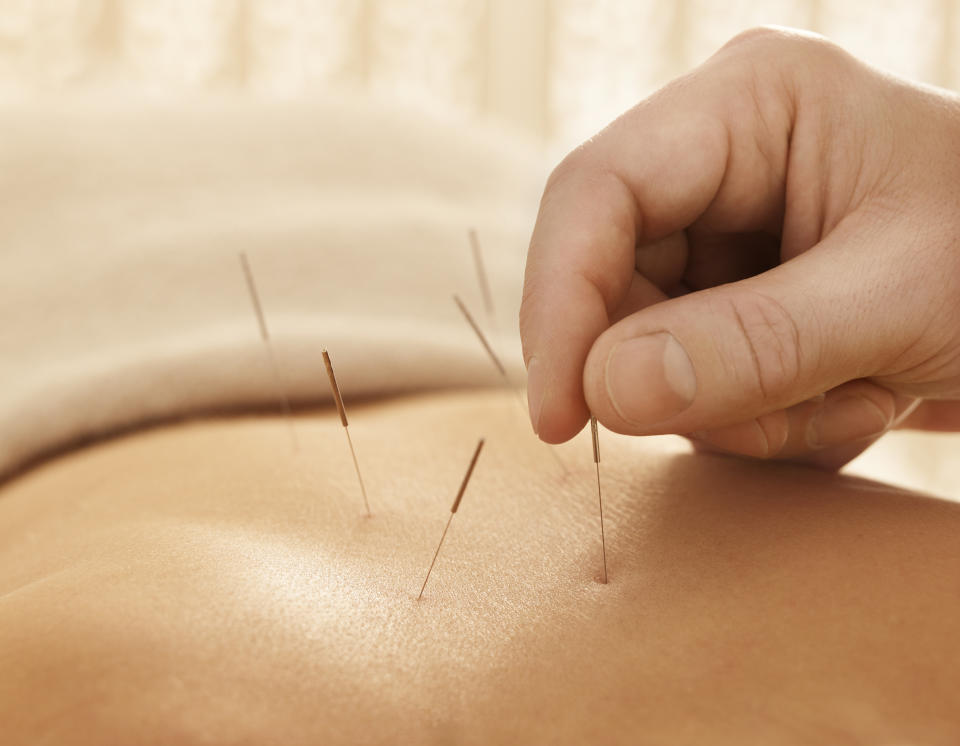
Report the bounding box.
[520,27,960,468]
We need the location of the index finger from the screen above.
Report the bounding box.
[520,100,729,443]
[519,29,808,444]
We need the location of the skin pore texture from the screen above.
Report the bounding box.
[1,388,959,744]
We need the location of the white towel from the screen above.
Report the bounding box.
[0,96,546,481]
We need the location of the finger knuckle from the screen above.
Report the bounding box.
[719,26,846,75]
[722,25,824,55]
[724,25,794,50]
[544,147,587,196]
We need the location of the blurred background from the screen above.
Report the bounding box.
[1,0,958,153]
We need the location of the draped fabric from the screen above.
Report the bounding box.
[0,96,541,483]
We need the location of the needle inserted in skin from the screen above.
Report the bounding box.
[238,252,298,450]
[453,294,569,476]
[418,438,485,601]
[323,349,371,517]
[591,416,609,584]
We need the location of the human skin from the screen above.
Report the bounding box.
[520,27,960,469]
[1,389,959,744]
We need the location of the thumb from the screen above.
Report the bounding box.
[583,232,899,436]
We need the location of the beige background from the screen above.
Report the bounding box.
[3,1,960,149]
[0,0,957,496]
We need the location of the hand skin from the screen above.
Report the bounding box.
[1,389,960,744]
[520,26,960,468]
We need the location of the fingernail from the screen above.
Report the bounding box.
[698,420,771,458]
[526,356,545,435]
[605,332,696,427]
[695,410,789,459]
[806,394,890,449]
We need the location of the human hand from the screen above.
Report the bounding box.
[520,27,960,468]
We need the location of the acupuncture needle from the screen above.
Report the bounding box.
[452,294,570,476]
[591,416,609,584]
[468,228,495,323]
[323,349,372,517]
[418,438,485,601]
[464,233,569,472]
[238,252,298,450]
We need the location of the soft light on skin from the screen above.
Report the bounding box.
[0,390,958,744]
